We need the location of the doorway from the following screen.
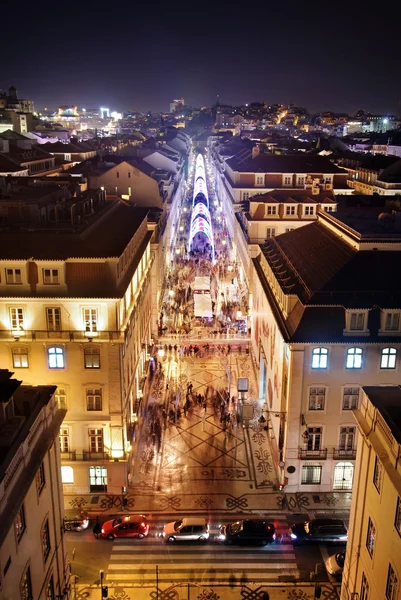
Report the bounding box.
[333,462,354,490]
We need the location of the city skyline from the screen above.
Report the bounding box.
[2,0,401,115]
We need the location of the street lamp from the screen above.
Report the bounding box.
[158,348,165,358]
[169,290,175,297]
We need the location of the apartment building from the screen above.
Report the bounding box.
[251,208,401,492]
[341,386,401,600]
[0,370,69,600]
[0,192,154,495]
[336,153,401,195]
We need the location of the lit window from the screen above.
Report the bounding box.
[366,517,376,557]
[373,457,383,493]
[284,176,292,186]
[386,564,399,600]
[346,347,363,369]
[309,388,325,410]
[297,176,305,186]
[84,347,100,368]
[350,312,365,331]
[55,388,67,409]
[10,307,24,331]
[256,175,264,185]
[395,497,401,537]
[12,347,29,368]
[266,228,276,238]
[304,206,315,216]
[41,519,51,562]
[360,573,369,600]
[342,387,360,410]
[89,465,107,492]
[20,565,32,600]
[15,504,26,543]
[311,347,328,369]
[47,346,65,369]
[89,429,104,453]
[6,268,22,284]
[43,269,59,285]
[83,308,98,332]
[46,308,61,331]
[385,312,400,331]
[59,427,69,453]
[86,389,102,411]
[36,462,46,495]
[307,427,322,451]
[381,347,397,369]
[243,192,249,201]
[61,466,74,484]
[301,465,322,484]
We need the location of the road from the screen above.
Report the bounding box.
[66,513,345,586]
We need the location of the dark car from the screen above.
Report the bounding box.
[219,519,276,546]
[290,519,348,545]
[101,515,149,540]
[64,509,90,532]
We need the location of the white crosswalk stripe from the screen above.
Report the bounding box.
[105,540,300,584]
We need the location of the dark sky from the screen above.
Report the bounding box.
[2,0,401,115]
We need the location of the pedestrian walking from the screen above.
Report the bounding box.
[93,516,102,539]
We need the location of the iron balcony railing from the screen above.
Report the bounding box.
[333,447,357,460]
[0,330,124,342]
[60,450,128,462]
[298,448,328,460]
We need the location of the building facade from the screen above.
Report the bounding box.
[341,386,401,600]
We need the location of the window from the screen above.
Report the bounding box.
[89,428,104,452]
[83,308,98,332]
[61,466,74,484]
[311,347,328,369]
[55,387,67,409]
[47,346,65,369]
[242,192,250,201]
[84,347,100,368]
[256,175,264,186]
[284,176,292,186]
[116,171,120,178]
[297,176,305,186]
[12,347,29,368]
[64,153,71,161]
[36,462,45,495]
[346,347,363,369]
[20,565,32,600]
[381,347,397,369]
[304,206,315,216]
[350,312,365,331]
[89,465,107,491]
[343,387,360,410]
[373,456,383,492]
[6,268,22,284]
[10,307,24,331]
[46,575,55,600]
[360,573,369,600]
[128,171,131,178]
[266,227,276,239]
[285,227,294,233]
[386,564,398,600]
[59,427,69,452]
[309,388,326,410]
[46,308,61,331]
[395,497,401,536]
[307,427,322,450]
[15,504,26,543]
[41,519,51,562]
[366,517,376,557]
[286,206,296,215]
[301,465,322,484]
[267,205,277,215]
[87,388,102,411]
[43,269,59,285]
[339,426,355,450]
[385,312,400,332]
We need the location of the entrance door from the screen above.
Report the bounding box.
[333,462,354,490]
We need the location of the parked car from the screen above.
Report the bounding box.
[219,520,276,545]
[64,509,90,532]
[163,518,209,542]
[290,519,348,545]
[101,515,149,540]
[325,551,346,578]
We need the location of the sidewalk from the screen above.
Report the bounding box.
[73,581,340,600]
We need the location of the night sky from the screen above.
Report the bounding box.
[2,0,401,115]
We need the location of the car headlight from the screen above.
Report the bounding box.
[162,531,166,537]
[218,534,226,540]
[101,529,105,533]
[340,535,348,541]
[290,533,297,539]
[272,533,276,540]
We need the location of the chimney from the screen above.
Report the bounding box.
[252,145,260,159]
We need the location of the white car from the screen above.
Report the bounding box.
[325,551,345,578]
[163,518,209,543]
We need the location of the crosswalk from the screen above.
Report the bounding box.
[105,537,299,585]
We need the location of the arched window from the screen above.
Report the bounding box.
[380,347,397,370]
[311,347,328,369]
[346,347,363,369]
[47,346,65,369]
[84,346,100,369]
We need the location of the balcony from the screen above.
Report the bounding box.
[83,450,110,461]
[298,448,328,460]
[0,330,124,343]
[333,447,357,460]
[60,450,77,461]
[60,450,128,462]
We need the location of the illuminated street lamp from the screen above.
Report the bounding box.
[236,310,243,319]
[179,226,184,232]
[175,249,181,255]
[222,240,226,246]
[158,348,165,358]
[169,290,175,297]
[227,265,233,272]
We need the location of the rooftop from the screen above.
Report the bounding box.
[227,153,346,174]
[362,386,401,445]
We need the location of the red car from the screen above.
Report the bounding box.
[101,515,149,540]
